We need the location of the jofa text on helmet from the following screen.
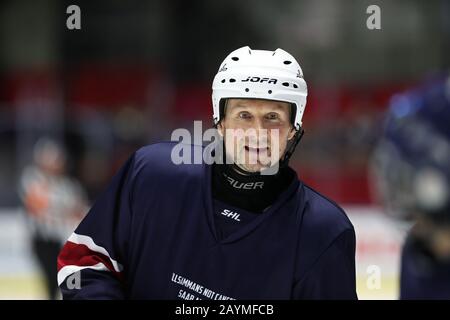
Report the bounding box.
[242,76,277,84]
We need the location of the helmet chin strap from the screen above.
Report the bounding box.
[280,127,304,168]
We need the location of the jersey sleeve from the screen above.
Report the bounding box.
[292,228,358,300]
[57,153,137,299]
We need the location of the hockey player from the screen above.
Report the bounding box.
[372,74,450,299]
[57,46,357,299]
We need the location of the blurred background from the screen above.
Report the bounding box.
[0,0,449,299]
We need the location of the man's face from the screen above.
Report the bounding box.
[217,98,296,173]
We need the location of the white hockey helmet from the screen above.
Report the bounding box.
[212,46,308,130]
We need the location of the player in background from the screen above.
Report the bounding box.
[372,74,450,299]
[57,46,357,299]
[19,138,88,299]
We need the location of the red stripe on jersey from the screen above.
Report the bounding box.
[57,241,123,280]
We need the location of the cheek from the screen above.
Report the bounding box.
[268,128,290,149]
[222,121,243,137]
[279,139,289,153]
[222,126,245,152]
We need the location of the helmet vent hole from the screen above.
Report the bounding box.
[268,90,272,94]
[221,79,225,83]
[245,88,249,92]
[231,57,239,61]
[282,82,289,87]
[293,84,298,89]
[229,78,236,83]
[283,60,292,65]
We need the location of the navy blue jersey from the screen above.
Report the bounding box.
[57,142,357,300]
[400,234,450,299]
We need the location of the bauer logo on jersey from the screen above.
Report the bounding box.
[221,209,241,222]
[241,76,277,84]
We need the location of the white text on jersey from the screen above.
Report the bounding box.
[221,209,241,222]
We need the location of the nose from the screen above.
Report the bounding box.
[247,118,269,146]
[252,117,268,131]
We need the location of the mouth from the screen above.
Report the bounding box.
[244,145,269,154]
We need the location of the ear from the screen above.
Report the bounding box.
[217,122,225,137]
[287,126,296,140]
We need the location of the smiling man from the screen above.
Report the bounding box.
[57,46,357,300]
